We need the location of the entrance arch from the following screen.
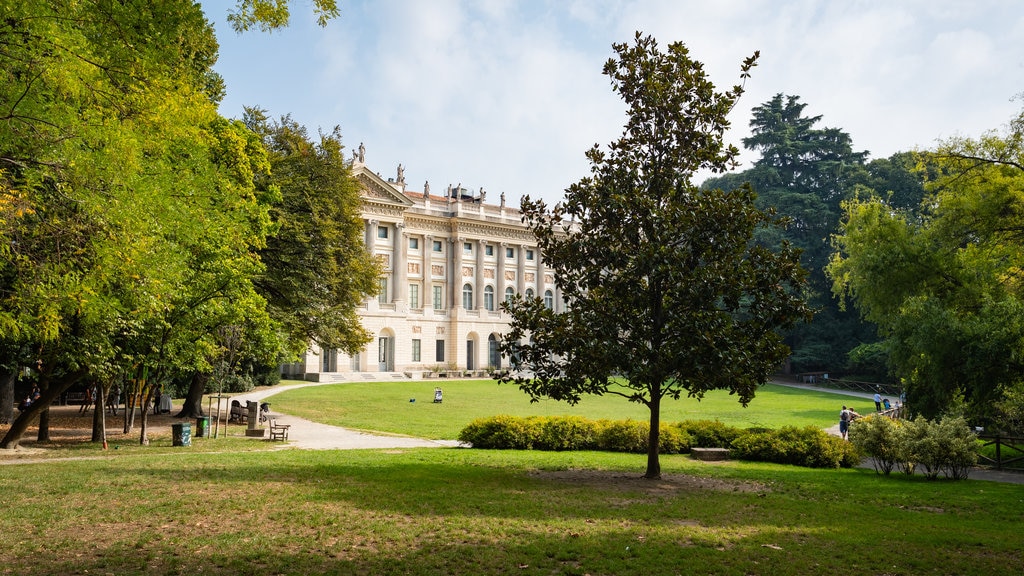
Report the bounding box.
[488,333,501,370]
[378,329,395,372]
[466,332,479,371]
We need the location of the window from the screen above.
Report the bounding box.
[412,339,421,362]
[462,283,474,310]
[464,242,472,254]
[432,285,443,310]
[435,340,445,362]
[433,240,443,252]
[525,288,534,299]
[409,237,419,250]
[485,245,494,256]
[377,278,388,304]
[506,247,515,258]
[526,249,534,261]
[505,286,515,304]
[409,284,420,309]
[377,226,389,239]
[544,289,553,310]
[484,286,495,311]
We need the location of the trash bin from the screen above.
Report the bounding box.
[195,416,210,438]
[172,422,192,447]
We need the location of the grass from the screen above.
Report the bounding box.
[1,446,1021,575]
[265,379,876,439]
[1,382,1019,574]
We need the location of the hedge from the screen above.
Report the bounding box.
[458,415,858,468]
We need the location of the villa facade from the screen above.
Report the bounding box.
[283,153,560,381]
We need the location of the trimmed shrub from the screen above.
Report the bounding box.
[457,414,538,449]
[676,419,742,448]
[596,419,648,453]
[535,416,599,451]
[730,426,859,468]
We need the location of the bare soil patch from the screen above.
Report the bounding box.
[529,469,769,494]
[1,404,180,449]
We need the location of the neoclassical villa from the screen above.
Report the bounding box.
[282,148,561,381]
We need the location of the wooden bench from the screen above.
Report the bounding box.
[268,418,290,441]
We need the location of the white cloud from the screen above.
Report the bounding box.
[206,0,1024,205]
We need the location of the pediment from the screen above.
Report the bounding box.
[353,164,414,208]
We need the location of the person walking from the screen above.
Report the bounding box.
[873,392,882,412]
[839,406,861,440]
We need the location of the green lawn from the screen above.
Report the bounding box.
[267,379,874,439]
[1,446,1020,575]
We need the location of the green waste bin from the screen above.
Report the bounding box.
[172,422,192,447]
[195,416,210,438]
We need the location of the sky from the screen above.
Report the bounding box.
[202,0,1024,207]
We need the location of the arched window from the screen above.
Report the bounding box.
[544,290,554,310]
[505,286,515,304]
[525,288,534,299]
[484,285,495,311]
[462,283,474,310]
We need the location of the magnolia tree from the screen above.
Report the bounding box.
[498,33,811,479]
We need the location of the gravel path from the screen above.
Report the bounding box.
[227,381,461,450]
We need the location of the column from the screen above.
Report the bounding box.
[536,247,545,301]
[365,219,378,254]
[497,242,507,309]
[517,244,526,296]
[449,238,460,310]
[475,240,485,310]
[393,223,406,304]
[424,234,433,310]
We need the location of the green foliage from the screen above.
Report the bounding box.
[227,0,340,32]
[703,94,905,374]
[0,2,286,447]
[500,33,809,479]
[535,416,599,451]
[850,415,978,480]
[849,415,901,475]
[246,112,379,358]
[830,105,1024,423]
[845,342,890,382]
[992,382,1024,435]
[673,419,741,449]
[730,425,857,468]
[458,415,857,468]
[457,415,538,450]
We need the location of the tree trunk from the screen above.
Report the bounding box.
[91,385,106,443]
[0,370,14,425]
[138,389,152,446]
[0,369,87,449]
[36,406,50,442]
[645,392,662,479]
[176,372,208,419]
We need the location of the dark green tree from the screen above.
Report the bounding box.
[499,34,810,479]
[703,95,928,376]
[247,111,380,358]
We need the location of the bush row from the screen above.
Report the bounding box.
[458,415,858,468]
[849,414,978,479]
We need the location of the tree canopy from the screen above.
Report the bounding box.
[246,110,379,358]
[829,104,1024,425]
[703,94,927,376]
[0,1,348,448]
[498,33,810,479]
